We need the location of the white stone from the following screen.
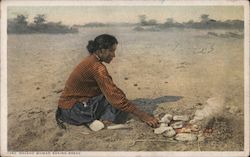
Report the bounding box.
[178,128,192,133]
[173,115,189,121]
[171,121,183,129]
[191,124,200,132]
[160,123,168,127]
[89,120,105,132]
[154,126,169,134]
[159,114,173,124]
[175,133,198,142]
[163,127,176,137]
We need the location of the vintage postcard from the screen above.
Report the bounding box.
[1,0,249,157]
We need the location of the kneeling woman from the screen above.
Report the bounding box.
[56,34,158,129]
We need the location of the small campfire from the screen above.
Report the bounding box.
[153,113,216,142]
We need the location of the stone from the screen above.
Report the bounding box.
[171,121,183,129]
[179,128,192,133]
[175,128,183,134]
[173,115,189,121]
[159,123,168,127]
[163,127,176,137]
[89,120,105,132]
[175,133,198,142]
[154,126,169,134]
[159,114,173,124]
[190,124,200,132]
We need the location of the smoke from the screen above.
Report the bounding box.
[190,97,225,127]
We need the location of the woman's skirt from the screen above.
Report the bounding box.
[56,94,128,127]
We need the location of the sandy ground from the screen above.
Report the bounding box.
[7,27,244,151]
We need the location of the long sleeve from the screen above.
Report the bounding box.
[93,63,136,112]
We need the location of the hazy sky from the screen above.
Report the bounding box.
[7,6,244,25]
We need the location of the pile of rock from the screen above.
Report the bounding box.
[154,114,200,142]
[87,114,204,143]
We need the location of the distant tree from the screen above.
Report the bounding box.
[165,18,174,24]
[147,19,157,25]
[14,14,28,26]
[34,14,46,25]
[83,22,106,27]
[209,19,216,22]
[138,14,158,26]
[8,14,29,33]
[138,15,147,25]
[184,20,196,28]
[162,18,176,28]
[200,14,210,22]
[8,13,78,34]
[187,20,194,24]
[139,15,146,22]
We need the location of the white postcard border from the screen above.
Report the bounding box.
[1,0,249,157]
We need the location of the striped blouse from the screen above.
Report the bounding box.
[58,54,136,113]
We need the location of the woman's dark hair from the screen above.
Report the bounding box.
[86,34,118,53]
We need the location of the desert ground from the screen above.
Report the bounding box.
[7,27,244,151]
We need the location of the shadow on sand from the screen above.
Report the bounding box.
[131,96,183,114]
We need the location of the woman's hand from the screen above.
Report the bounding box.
[143,115,159,128]
[132,108,159,128]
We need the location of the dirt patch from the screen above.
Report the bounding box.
[7,28,244,151]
